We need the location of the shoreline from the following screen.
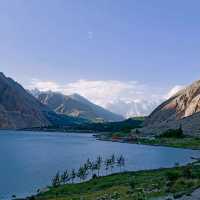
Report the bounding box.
[1,128,200,151]
[1,131,198,200]
[95,137,200,151]
[94,133,200,150]
[32,160,200,200]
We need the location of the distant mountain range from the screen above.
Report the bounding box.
[0,73,92,129]
[0,72,124,129]
[33,91,124,122]
[106,99,160,118]
[141,79,200,136]
[5,71,200,136]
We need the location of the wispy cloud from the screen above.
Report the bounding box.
[87,31,93,40]
[28,79,183,117]
[165,85,185,99]
[30,79,61,91]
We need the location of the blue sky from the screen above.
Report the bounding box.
[1,0,200,116]
[1,0,200,86]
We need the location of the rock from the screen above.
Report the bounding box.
[141,80,200,136]
[0,72,51,129]
[36,91,124,122]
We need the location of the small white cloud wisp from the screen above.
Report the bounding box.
[165,85,185,99]
[28,79,183,118]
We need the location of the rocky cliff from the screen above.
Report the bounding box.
[141,80,200,136]
[0,72,51,129]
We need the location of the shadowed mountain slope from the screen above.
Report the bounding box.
[0,72,51,129]
[37,92,124,122]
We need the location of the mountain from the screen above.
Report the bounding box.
[141,80,200,136]
[0,73,89,129]
[0,72,51,129]
[36,91,124,122]
[106,99,160,118]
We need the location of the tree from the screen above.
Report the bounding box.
[70,169,76,183]
[82,167,88,181]
[60,173,65,185]
[52,171,61,187]
[178,124,183,136]
[96,155,103,176]
[121,155,125,170]
[183,166,192,179]
[104,159,110,175]
[110,154,115,172]
[91,162,98,175]
[117,155,125,172]
[86,158,93,170]
[77,166,87,182]
[77,167,83,182]
[62,170,70,184]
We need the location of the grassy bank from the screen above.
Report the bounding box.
[97,134,200,150]
[136,128,200,150]
[35,161,200,200]
[137,137,200,150]
[97,127,200,150]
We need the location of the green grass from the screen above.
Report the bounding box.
[99,130,200,150]
[138,137,200,150]
[35,162,200,200]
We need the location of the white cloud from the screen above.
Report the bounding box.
[165,85,185,99]
[88,31,93,40]
[30,79,60,91]
[28,79,182,117]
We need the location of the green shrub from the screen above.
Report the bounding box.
[158,126,185,138]
[132,189,146,200]
[165,171,181,182]
[182,166,193,179]
[129,178,136,190]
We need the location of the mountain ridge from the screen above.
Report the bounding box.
[141,79,200,136]
[0,72,51,129]
[35,91,124,122]
[0,72,90,129]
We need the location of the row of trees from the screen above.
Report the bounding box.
[52,154,125,187]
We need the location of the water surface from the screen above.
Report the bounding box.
[0,130,199,199]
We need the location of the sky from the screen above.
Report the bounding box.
[1,0,200,116]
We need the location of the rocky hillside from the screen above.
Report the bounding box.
[0,72,51,129]
[141,80,200,136]
[0,73,89,129]
[37,92,124,122]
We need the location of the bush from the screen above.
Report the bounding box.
[93,174,98,179]
[96,192,120,200]
[132,189,146,200]
[182,166,193,179]
[158,126,185,138]
[129,178,136,190]
[165,171,181,182]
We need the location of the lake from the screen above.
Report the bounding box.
[0,130,200,199]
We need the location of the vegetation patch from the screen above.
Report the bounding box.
[31,161,200,200]
[138,136,200,150]
[157,126,185,139]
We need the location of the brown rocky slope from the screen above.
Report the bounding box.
[141,80,200,136]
